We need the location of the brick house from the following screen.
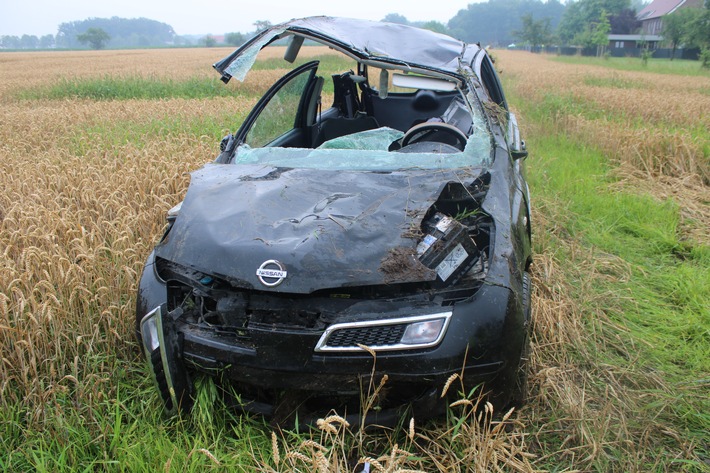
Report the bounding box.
[637,0,705,35]
[607,0,704,52]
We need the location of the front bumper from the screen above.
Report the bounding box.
[140,282,525,421]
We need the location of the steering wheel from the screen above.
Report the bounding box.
[400,122,468,151]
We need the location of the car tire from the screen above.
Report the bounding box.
[509,271,532,407]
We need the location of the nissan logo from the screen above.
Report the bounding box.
[256,260,287,287]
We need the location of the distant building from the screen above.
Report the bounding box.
[637,0,704,35]
[608,34,663,51]
[607,0,703,52]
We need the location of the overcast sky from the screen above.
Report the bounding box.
[0,0,480,37]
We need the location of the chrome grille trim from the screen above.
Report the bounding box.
[314,312,452,353]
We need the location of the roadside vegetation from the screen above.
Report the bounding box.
[0,47,707,471]
[15,54,349,102]
[553,54,710,76]
[17,76,241,101]
[500,49,709,470]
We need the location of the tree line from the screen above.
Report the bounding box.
[511,0,709,61]
[396,0,709,63]
[2,17,179,50]
[1,0,709,63]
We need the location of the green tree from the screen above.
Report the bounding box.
[685,2,710,68]
[200,35,217,47]
[253,20,272,33]
[77,27,110,49]
[39,34,55,49]
[663,8,699,60]
[420,21,449,35]
[20,34,39,49]
[448,0,564,46]
[382,13,409,25]
[684,3,710,45]
[591,10,611,56]
[58,17,175,48]
[558,0,630,44]
[514,13,554,50]
[0,35,21,49]
[225,32,245,46]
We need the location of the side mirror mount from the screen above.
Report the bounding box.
[378,69,389,99]
[507,113,528,160]
[216,133,238,163]
[511,141,528,160]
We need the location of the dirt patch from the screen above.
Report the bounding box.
[402,208,425,240]
[379,247,435,283]
[401,224,423,240]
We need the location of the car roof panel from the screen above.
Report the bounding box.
[214,16,479,82]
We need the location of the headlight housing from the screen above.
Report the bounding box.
[315,312,452,353]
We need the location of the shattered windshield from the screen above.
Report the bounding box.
[219,18,493,172]
[222,28,288,82]
[233,125,492,171]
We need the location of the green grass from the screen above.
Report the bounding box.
[251,53,364,98]
[2,50,708,472]
[251,53,354,73]
[14,54,354,102]
[530,135,708,368]
[0,363,275,471]
[551,54,710,76]
[538,91,609,119]
[582,74,648,89]
[16,76,244,101]
[505,67,710,468]
[67,113,248,156]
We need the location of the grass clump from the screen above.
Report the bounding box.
[251,53,354,73]
[551,54,710,76]
[68,113,248,155]
[499,50,709,470]
[582,74,647,89]
[14,54,354,102]
[17,75,242,101]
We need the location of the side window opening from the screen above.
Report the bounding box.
[245,69,314,148]
[479,56,508,111]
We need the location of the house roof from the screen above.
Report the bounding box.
[637,0,704,21]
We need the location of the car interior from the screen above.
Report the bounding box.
[236,59,476,156]
[310,69,473,153]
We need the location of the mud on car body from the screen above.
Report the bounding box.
[136,16,532,424]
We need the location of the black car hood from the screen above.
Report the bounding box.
[156,164,479,293]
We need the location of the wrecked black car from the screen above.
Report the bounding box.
[137,17,532,424]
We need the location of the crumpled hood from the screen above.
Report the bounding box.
[155,164,476,293]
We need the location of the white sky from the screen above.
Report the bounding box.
[0,0,480,37]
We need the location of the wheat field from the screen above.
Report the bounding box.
[1,47,708,471]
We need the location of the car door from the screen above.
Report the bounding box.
[234,61,321,149]
[475,52,531,245]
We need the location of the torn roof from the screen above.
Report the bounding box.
[214,16,479,82]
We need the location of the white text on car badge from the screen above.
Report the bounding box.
[256,260,287,287]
